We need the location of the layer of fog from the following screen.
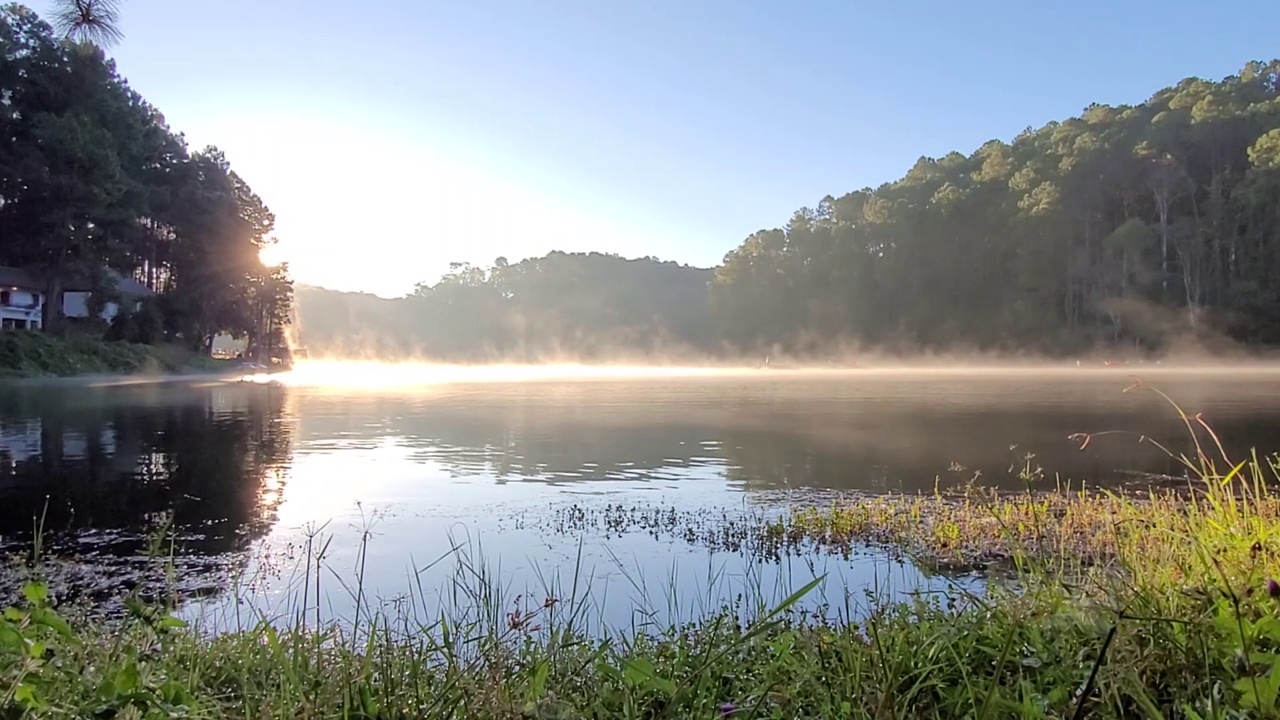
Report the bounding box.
[275,356,1280,391]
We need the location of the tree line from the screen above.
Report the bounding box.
[0,4,292,356]
[299,61,1280,362]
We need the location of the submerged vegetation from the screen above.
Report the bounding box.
[0,387,1277,717]
[542,482,1280,576]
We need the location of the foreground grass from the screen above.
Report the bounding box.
[6,582,1254,720]
[0,331,229,379]
[3,385,1280,718]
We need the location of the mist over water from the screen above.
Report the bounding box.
[275,356,1280,389]
[3,362,1280,628]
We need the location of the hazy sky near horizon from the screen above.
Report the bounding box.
[35,0,1277,298]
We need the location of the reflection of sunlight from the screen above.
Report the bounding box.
[238,372,276,384]
[273,438,418,528]
[278,360,764,389]
[258,468,288,522]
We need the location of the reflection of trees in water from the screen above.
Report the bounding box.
[700,398,1278,493]
[0,382,295,556]
[299,387,707,483]
[714,407,1147,493]
[295,381,1280,494]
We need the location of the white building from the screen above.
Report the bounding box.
[0,267,45,330]
[0,266,155,330]
[62,271,154,321]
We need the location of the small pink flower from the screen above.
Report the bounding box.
[1266,577,1280,598]
[720,702,736,717]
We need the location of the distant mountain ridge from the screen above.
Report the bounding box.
[294,252,716,361]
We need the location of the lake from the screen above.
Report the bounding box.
[2,364,1279,631]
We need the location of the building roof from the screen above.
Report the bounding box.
[106,270,154,298]
[0,266,41,290]
[0,266,155,297]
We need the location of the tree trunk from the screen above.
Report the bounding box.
[1154,190,1170,294]
[41,275,62,334]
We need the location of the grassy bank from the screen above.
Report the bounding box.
[0,331,230,379]
[3,391,1280,718]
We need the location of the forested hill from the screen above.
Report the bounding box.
[295,253,716,361]
[712,61,1280,355]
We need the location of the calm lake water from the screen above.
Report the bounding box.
[2,364,1279,630]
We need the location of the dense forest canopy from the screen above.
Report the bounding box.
[0,4,292,354]
[712,60,1280,356]
[300,62,1280,362]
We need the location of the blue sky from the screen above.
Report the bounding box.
[34,0,1279,297]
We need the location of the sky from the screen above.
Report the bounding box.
[34,0,1280,298]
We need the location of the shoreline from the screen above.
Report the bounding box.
[7,343,1280,384]
[1,368,247,386]
[0,332,244,382]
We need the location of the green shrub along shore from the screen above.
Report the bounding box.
[3,392,1280,718]
[0,331,232,379]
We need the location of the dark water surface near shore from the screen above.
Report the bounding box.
[2,366,1278,627]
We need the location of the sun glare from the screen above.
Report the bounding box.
[258,242,287,268]
[192,111,665,298]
